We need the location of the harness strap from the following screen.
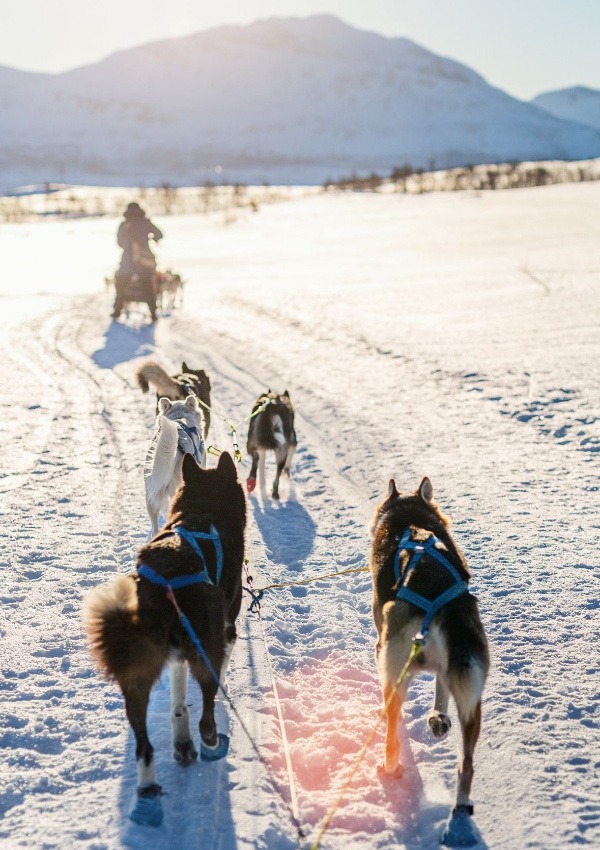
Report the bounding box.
[394,528,468,636]
[173,524,223,585]
[137,563,211,589]
[138,524,223,588]
[175,420,203,464]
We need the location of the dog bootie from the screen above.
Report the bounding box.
[129,784,163,827]
[200,733,229,761]
[246,477,256,493]
[442,805,479,847]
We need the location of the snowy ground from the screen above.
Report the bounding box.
[0,184,598,850]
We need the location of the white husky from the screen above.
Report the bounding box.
[145,396,206,535]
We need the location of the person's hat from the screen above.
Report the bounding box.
[124,201,144,218]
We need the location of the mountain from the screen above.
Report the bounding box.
[2,15,600,189]
[531,86,600,131]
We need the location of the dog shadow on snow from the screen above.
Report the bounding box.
[251,496,317,569]
[92,319,155,370]
[117,671,237,848]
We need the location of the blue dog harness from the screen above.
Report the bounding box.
[175,420,203,464]
[138,524,223,589]
[394,528,469,637]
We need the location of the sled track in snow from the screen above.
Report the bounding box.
[2,291,599,849]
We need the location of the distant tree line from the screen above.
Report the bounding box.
[0,181,299,224]
[322,158,600,194]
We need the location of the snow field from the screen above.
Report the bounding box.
[0,183,599,849]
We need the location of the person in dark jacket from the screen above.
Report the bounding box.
[113,202,163,321]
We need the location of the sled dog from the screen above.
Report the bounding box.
[136,360,212,437]
[246,389,297,499]
[370,477,489,836]
[85,451,246,826]
[145,396,206,536]
[155,270,184,311]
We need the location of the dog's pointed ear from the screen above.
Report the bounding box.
[283,388,290,398]
[158,397,172,413]
[418,477,433,503]
[184,394,199,411]
[217,451,237,479]
[387,478,398,498]
[182,361,189,373]
[182,452,200,484]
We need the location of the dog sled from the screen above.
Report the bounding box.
[105,268,184,320]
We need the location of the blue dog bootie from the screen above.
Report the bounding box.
[200,733,229,761]
[129,783,164,827]
[442,805,479,847]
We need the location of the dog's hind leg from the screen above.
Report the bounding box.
[146,490,163,537]
[272,446,287,500]
[246,451,259,493]
[123,675,164,826]
[220,621,237,684]
[170,659,197,765]
[122,677,160,790]
[381,681,407,778]
[284,441,296,476]
[448,660,486,812]
[257,448,268,500]
[428,675,452,739]
[453,699,482,812]
[188,611,228,759]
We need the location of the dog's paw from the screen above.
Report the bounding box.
[246,477,256,493]
[377,762,404,780]
[174,738,198,765]
[429,711,452,739]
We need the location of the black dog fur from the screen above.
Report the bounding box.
[85,451,245,799]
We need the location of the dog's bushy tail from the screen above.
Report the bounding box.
[136,361,181,398]
[271,414,286,448]
[84,575,139,680]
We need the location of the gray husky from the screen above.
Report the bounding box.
[370,476,489,842]
[145,396,206,535]
[246,390,297,500]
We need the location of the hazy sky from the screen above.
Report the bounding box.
[3,0,598,100]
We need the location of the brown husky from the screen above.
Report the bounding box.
[136,360,212,437]
[370,477,489,841]
[85,452,245,826]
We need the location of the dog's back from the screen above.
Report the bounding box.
[370,479,489,687]
[247,391,296,453]
[145,396,206,535]
[136,360,211,437]
[87,451,246,685]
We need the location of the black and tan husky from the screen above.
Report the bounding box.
[370,477,489,845]
[246,389,297,499]
[136,360,212,437]
[85,452,245,826]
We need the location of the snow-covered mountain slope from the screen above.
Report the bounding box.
[0,183,599,849]
[532,85,600,130]
[2,14,600,189]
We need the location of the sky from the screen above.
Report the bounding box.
[2,1,599,100]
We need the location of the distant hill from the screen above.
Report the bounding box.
[531,86,600,131]
[2,15,600,189]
